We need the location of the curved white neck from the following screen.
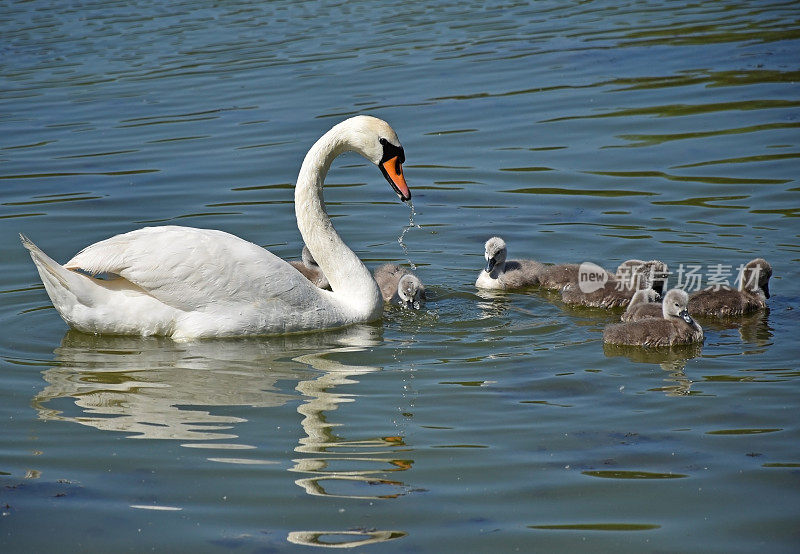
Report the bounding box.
[294,127,382,320]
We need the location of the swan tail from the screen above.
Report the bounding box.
[20,234,97,318]
[20,234,72,288]
[21,234,181,336]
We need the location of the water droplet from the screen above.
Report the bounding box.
[397,200,421,270]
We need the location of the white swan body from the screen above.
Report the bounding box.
[22,116,411,339]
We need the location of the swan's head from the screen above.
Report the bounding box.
[740,258,772,298]
[341,115,411,202]
[662,288,693,324]
[484,236,507,273]
[397,273,426,309]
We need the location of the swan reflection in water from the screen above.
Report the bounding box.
[33,325,412,548]
[290,347,415,500]
[34,331,317,442]
[603,342,704,397]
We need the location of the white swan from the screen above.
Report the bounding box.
[21,116,411,339]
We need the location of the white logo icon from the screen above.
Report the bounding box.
[578,262,608,293]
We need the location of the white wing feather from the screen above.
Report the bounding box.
[65,226,313,312]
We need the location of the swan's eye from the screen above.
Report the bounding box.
[380,138,405,165]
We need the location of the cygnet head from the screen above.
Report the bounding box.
[397,274,425,309]
[484,237,507,274]
[740,258,772,298]
[661,289,693,324]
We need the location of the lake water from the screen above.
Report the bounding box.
[1,1,799,551]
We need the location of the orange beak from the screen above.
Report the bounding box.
[380,156,411,202]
